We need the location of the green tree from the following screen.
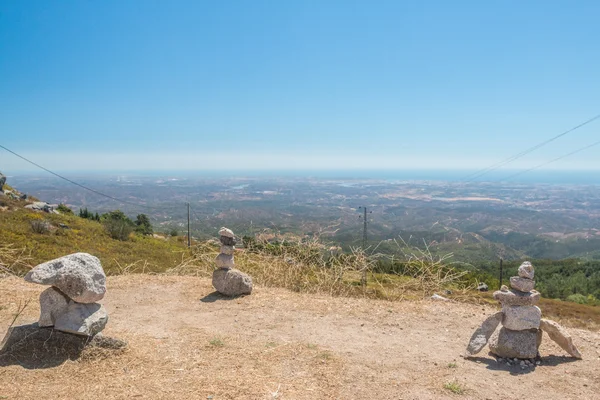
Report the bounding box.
[135,214,153,235]
[57,203,73,214]
[101,210,134,241]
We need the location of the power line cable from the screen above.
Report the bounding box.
[498,139,600,181]
[462,113,600,182]
[0,144,178,212]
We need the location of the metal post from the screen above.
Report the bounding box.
[361,206,368,288]
[187,202,191,248]
[363,206,367,249]
[499,258,503,290]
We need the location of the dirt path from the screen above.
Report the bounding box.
[1,275,599,399]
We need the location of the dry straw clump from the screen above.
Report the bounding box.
[0,244,32,277]
[387,237,473,296]
[166,233,470,300]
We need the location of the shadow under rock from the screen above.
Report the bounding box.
[467,353,580,376]
[200,291,245,303]
[0,323,127,370]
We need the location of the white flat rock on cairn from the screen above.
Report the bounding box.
[24,253,108,336]
[465,261,582,363]
[212,227,253,296]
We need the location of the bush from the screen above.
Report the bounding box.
[170,229,178,237]
[79,207,100,221]
[135,214,153,235]
[30,220,50,234]
[103,219,134,241]
[57,204,73,214]
[566,293,588,304]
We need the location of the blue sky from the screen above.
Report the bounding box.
[1,0,599,172]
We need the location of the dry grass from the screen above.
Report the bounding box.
[0,244,32,276]
[0,326,344,399]
[166,235,470,301]
[386,237,473,295]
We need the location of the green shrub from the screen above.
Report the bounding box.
[586,294,599,306]
[103,219,133,241]
[57,204,73,214]
[566,293,587,304]
[135,214,153,235]
[30,220,50,234]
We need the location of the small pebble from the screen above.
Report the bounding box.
[536,361,541,365]
[506,362,511,366]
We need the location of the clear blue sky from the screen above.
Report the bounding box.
[1,0,599,172]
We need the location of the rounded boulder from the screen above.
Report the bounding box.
[25,253,107,303]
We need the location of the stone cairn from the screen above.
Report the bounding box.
[24,253,109,336]
[465,261,582,366]
[212,227,253,296]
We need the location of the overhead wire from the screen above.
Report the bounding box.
[462,113,600,182]
[498,139,600,181]
[0,144,180,212]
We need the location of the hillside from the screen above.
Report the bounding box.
[2,182,600,399]
[2,275,599,399]
[11,175,600,264]
[2,180,600,321]
[0,187,189,275]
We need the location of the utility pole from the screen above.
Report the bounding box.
[187,202,191,248]
[499,258,503,290]
[359,206,371,288]
[363,206,367,249]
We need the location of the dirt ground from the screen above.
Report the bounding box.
[1,275,599,400]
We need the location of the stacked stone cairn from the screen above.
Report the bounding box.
[465,261,582,366]
[212,227,253,296]
[24,253,108,336]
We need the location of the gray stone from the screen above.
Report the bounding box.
[212,268,253,296]
[38,287,69,327]
[25,253,107,303]
[518,261,535,279]
[220,245,235,256]
[218,227,235,238]
[488,327,542,359]
[493,289,540,306]
[465,311,502,356]
[215,253,234,269]
[220,236,236,246]
[540,319,582,359]
[54,302,108,336]
[0,172,5,189]
[510,276,535,292]
[502,305,541,330]
[24,201,54,213]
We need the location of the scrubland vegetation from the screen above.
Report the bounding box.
[1,193,599,328]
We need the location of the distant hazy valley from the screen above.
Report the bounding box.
[9,173,600,263]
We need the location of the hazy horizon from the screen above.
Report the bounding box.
[2,1,600,175]
[6,168,600,185]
